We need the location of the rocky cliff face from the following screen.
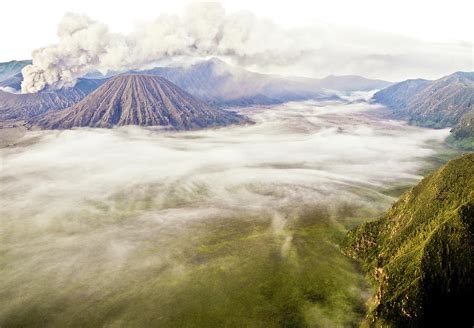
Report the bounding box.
[33,75,249,130]
[344,153,474,327]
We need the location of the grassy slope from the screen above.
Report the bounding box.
[344,153,474,327]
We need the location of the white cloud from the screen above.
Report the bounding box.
[0,86,20,94]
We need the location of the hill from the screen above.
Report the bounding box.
[344,153,474,327]
[0,78,106,120]
[373,72,474,149]
[0,60,31,82]
[33,75,249,130]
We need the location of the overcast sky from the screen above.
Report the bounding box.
[2,0,473,81]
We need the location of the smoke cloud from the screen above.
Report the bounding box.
[20,3,472,93]
[21,3,310,93]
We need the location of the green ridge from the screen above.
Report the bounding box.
[344,153,474,327]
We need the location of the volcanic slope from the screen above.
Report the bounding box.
[34,74,249,130]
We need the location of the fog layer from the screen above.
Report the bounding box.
[0,99,450,326]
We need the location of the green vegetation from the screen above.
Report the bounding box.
[446,135,474,151]
[417,140,463,176]
[1,203,377,327]
[1,121,460,327]
[448,111,474,150]
[344,153,474,327]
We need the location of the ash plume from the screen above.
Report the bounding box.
[20,3,309,93]
[20,3,472,93]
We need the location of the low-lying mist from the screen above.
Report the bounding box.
[0,98,451,326]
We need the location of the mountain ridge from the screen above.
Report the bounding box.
[373,71,474,149]
[344,153,474,327]
[133,58,338,106]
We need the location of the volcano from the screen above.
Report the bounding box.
[33,75,249,130]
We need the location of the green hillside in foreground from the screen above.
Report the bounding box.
[344,153,474,327]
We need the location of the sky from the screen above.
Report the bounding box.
[1,0,473,81]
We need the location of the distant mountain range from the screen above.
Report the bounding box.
[133,58,332,106]
[344,153,474,327]
[32,75,249,130]
[132,58,391,106]
[0,58,392,123]
[373,71,474,149]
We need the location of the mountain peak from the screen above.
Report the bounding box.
[451,71,474,78]
[443,71,474,84]
[32,74,249,130]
